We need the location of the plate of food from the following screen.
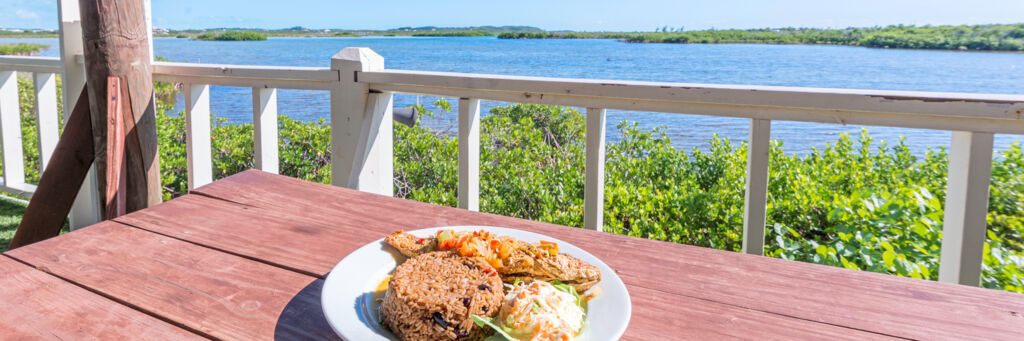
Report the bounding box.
[321,226,631,340]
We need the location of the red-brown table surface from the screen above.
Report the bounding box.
[3,170,1023,340]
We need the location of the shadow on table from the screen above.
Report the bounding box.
[274,278,343,340]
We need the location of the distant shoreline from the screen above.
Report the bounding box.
[497,24,1024,52]
[5,23,1023,52]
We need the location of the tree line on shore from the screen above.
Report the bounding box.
[499,23,1024,51]
[8,23,1024,51]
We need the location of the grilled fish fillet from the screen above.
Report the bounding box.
[385,230,602,292]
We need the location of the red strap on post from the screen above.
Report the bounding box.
[105,77,127,219]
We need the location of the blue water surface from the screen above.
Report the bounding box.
[5,36,1024,155]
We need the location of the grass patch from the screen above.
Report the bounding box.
[411,31,494,37]
[192,31,267,41]
[0,43,48,56]
[0,196,27,252]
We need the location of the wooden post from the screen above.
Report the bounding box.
[330,47,393,195]
[79,0,161,216]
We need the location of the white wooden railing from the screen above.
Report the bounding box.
[356,64,1023,288]
[3,41,1024,287]
[0,55,61,198]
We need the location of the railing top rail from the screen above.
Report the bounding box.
[359,69,1024,134]
[0,56,62,73]
[151,61,336,90]
[361,69,1024,103]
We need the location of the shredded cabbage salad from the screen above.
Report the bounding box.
[473,280,585,341]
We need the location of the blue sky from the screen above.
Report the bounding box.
[3,0,1024,31]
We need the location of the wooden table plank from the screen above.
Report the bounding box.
[4,221,338,341]
[624,285,894,340]
[192,170,1024,340]
[114,194,382,277]
[96,193,898,340]
[0,256,202,340]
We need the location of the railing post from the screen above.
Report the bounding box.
[59,0,101,230]
[742,118,771,255]
[185,83,213,189]
[939,131,993,286]
[584,108,606,231]
[458,98,480,211]
[0,71,25,189]
[252,87,279,173]
[58,0,86,118]
[33,72,59,171]
[330,47,393,196]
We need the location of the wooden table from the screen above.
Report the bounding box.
[3,170,1023,340]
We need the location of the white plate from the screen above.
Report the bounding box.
[321,226,631,340]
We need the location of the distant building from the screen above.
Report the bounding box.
[153,27,169,34]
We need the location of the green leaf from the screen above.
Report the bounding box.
[471,315,516,341]
[882,250,896,267]
[551,280,582,308]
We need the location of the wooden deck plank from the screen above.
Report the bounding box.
[192,170,1024,340]
[0,256,202,340]
[4,221,334,341]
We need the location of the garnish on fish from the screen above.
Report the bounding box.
[385,229,602,291]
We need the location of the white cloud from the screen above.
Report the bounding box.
[16,9,40,20]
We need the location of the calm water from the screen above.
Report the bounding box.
[7,36,1024,155]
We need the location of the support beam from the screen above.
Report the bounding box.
[9,89,94,249]
[458,98,480,211]
[584,108,606,231]
[742,119,772,255]
[33,72,59,171]
[330,47,393,196]
[59,0,101,230]
[0,71,25,188]
[939,131,994,286]
[185,84,213,189]
[80,0,161,213]
[252,87,279,173]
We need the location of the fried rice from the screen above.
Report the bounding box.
[380,251,504,340]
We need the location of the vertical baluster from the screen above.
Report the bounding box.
[252,87,279,173]
[185,83,212,189]
[584,108,606,231]
[458,98,481,211]
[0,71,25,189]
[939,131,993,286]
[34,72,59,172]
[742,118,772,255]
